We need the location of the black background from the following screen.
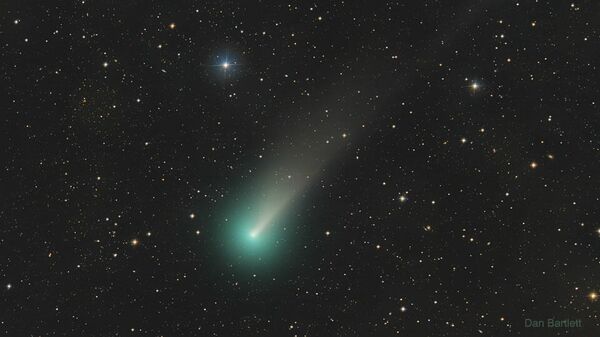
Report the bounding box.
[2,0,600,336]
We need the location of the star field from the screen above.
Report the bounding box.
[2,1,600,336]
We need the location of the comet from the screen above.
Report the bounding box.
[219,145,330,264]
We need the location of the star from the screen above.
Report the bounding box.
[529,161,538,169]
[466,79,482,93]
[6,283,12,290]
[222,62,230,69]
[130,238,139,247]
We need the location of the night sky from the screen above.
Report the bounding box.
[2,1,600,336]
